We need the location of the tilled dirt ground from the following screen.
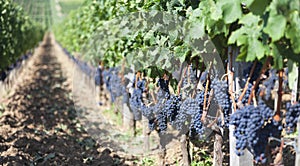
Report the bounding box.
[0,34,132,165]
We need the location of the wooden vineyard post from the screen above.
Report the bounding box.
[180,134,190,166]
[122,102,135,135]
[296,118,300,166]
[213,126,223,166]
[228,47,253,166]
[142,115,150,153]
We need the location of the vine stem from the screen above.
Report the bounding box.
[227,49,237,112]
[135,71,141,89]
[273,139,284,165]
[247,56,272,105]
[203,61,213,105]
[120,58,126,83]
[201,62,213,122]
[187,64,191,84]
[238,60,257,103]
[203,75,210,110]
[274,69,283,122]
[177,65,188,95]
[202,89,214,122]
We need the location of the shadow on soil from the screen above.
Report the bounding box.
[0,36,128,165]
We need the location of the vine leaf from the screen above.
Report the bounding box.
[287,60,298,90]
[247,38,265,61]
[263,14,287,42]
[270,43,283,69]
[174,45,189,63]
[248,0,271,15]
[219,0,242,24]
[189,19,205,40]
[285,12,300,54]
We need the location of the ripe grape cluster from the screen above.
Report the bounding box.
[262,69,277,100]
[167,95,181,121]
[211,78,231,126]
[285,102,300,133]
[109,70,123,102]
[173,98,195,130]
[129,79,146,120]
[251,120,281,163]
[153,78,171,133]
[230,99,278,164]
[189,111,204,138]
[171,92,205,137]
[239,82,253,105]
[157,78,170,94]
[148,118,156,131]
[101,67,123,103]
[141,98,165,132]
[156,110,168,133]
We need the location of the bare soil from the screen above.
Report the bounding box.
[0,34,131,166]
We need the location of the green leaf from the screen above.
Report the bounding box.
[239,13,261,26]
[174,45,189,62]
[228,29,244,44]
[263,14,286,42]
[228,13,262,45]
[220,0,242,24]
[248,0,271,15]
[274,40,300,63]
[236,46,248,61]
[270,43,283,69]
[189,19,205,39]
[247,37,265,61]
[287,60,298,90]
[285,12,300,54]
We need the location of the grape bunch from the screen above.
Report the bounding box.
[211,78,231,127]
[109,70,123,102]
[157,78,170,94]
[257,98,274,120]
[141,97,166,132]
[163,95,181,124]
[172,91,206,136]
[141,104,156,120]
[189,92,206,137]
[285,102,300,133]
[156,110,168,133]
[129,79,146,120]
[172,98,194,130]
[230,100,278,164]
[262,69,277,100]
[251,120,281,163]
[239,82,253,106]
[148,118,156,131]
[182,65,197,88]
[174,100,188,129]
[189,111,204,138]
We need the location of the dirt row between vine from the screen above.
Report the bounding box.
[0,34,137,165]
